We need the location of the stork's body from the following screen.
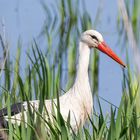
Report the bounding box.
[0,30,125,132]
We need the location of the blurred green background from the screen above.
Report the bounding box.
[0,0,127,112]
[0,0,140,139]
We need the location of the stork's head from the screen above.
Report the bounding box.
[81,30,126,67]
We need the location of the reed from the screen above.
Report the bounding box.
[0,0,140,139]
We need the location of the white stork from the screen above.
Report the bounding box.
[0,30,126,132]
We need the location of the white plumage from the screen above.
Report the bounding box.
[0,30,125,132]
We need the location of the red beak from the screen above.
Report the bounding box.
[97,41,126,67]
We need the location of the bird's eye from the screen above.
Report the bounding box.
[90,35,98,41]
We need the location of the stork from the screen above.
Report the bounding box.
[0,30,125,133]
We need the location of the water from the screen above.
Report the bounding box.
[0,0,127,115]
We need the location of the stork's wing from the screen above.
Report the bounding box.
[0,102,23,117]
[0,102,24,128]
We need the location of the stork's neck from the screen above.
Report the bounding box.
[73,42,93,117]
[75,42,90,83]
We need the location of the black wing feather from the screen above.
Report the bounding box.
[0,102,24,128]
[0,102,23,117]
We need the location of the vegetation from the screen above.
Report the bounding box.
[0,0,140,139]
